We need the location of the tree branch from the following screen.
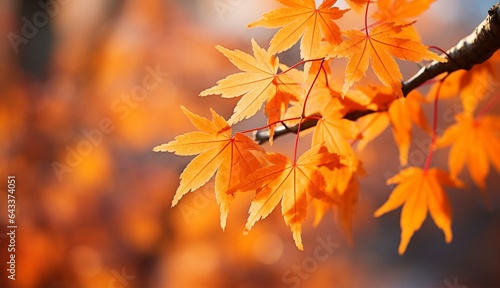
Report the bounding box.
[402,2,500,96]
[254,110,376,144]
[254,2,500,145]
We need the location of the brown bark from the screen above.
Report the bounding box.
[402,2,500,96]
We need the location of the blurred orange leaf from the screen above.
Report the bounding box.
[313,176,360,244]
[374,167,462,255]
[345,0,367,13]
[436,114,500,202]
[356,87,431,166]
[373,0,436,22]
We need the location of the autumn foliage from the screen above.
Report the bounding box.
[155,0,500,255]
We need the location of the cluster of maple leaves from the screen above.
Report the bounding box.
[155,0,500,254]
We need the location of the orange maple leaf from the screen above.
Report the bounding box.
[331,22,446,97]
[345,0,368,13]
[427,51,500,116]
[388,91,431,165]
[312,98,361,194]
[248,0,349,59]
[373,0,436,23]
[284,60,371,119]
[356,112,391,152]
[313,99,360,164]
[313,176,360,244]
[356,86,431,166]
[228,146,341,250]
[153,106,265,229]
[374,167,463,255]
[281,60,337,123]
[199,39,302,138]
[436,114,500,202]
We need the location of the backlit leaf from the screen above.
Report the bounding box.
[332,22,446,97]
[436,114,500,203]
[229,146,341,250]
[248,0,349,59]
[153,106,265,229]
[375,167,463,254]
[200,39,302,139]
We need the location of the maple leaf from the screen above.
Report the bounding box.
[282,60,337,123]
[199,39,302,139]
[284,59,371,118]
[331,21,446,97]
[228,146,341,250]
[264,89,295,145]
[313,99,360,163]
[373,0,436,23]
[388,91,431,165]
[313,176,360,244]
[427,51,500,117]
[435,114,500,202]
[356,112,391,152]
[312,98,361,194]
[374,167,463,255]
[356,86,431,166]
[248,0,349,59]
[345,0,368,13]
[153,106,265,229]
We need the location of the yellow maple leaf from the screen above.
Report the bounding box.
[331,22,446,97]
[356,86,431,166]
[313,99,360,163]
[373,0,436,23]
[153,106,265,229]
[436,114,500,202]
[427,51,500,117]
[312,98,361,194]
[345,0,368,13]
[200,39,302,138]
[313,175,360,245]
[228,146,341,250]
[375,167,463,255]
[248,0,349,59]
[356,112,391,152]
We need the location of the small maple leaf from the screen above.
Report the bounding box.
[282,60,338,122]
[312,98,361,194]
[427,52,500,117]
[200,39,302,140]
[374,167,463,255]
[345,0,368,13]
[228,146,341,250]
[313,99,360,164]
[356,112,391,152]
[153,106,265,229]
[373,0,436,23]
[388,91,431,165]
[313,176,360,244]
[331,22,446,97]
[248,0,349,59]
[436,114,500,203]
[356,86,431,166]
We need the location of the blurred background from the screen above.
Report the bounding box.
[0,0,499,287]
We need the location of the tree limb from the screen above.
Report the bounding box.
[254,110,376,144]
[402,2,500,96]
[254,2,500,144]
